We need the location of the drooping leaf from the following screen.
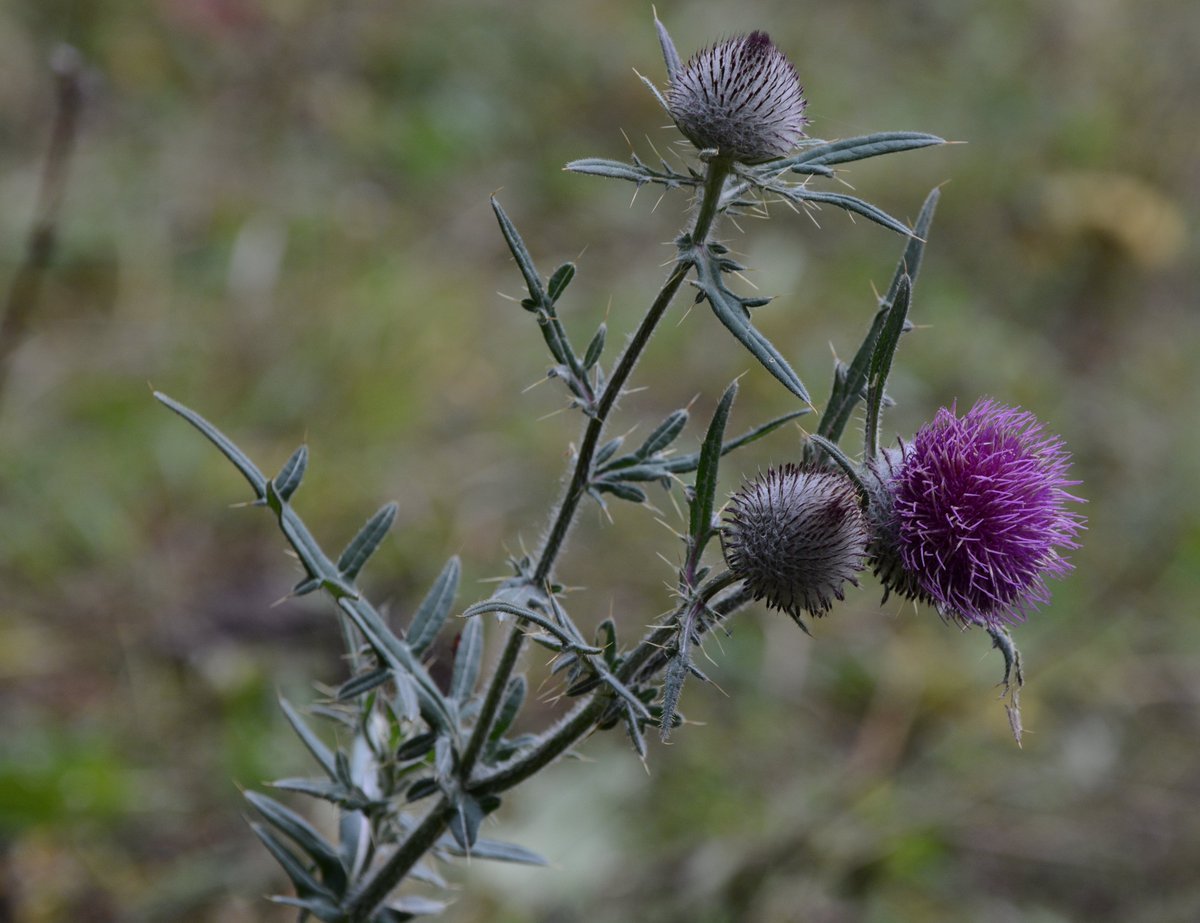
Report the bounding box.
[463,600,602,654]
[691,249,809,402]
[783,187,914,237]
[660,640,690,741]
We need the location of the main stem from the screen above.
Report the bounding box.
[533,157,732,585]
[346,158,732,923]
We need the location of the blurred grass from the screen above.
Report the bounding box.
[1,0,1197,921]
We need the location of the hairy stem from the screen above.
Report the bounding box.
[343,796,450,923]
[469,583,753,798]
[346,158,734,923]
[458,622,525,777]
[533,157,732,585]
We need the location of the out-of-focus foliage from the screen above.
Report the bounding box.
[0,0,1196,921]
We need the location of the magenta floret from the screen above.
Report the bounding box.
[888,399,1086,627]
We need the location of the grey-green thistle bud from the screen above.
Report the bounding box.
[722,465,869,623]
[666,30,808,164]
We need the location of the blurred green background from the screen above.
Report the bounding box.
[1,0,1197,920]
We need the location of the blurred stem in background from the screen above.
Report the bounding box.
[0,45,84,403]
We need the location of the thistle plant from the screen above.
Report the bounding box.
[158,15,1082,921]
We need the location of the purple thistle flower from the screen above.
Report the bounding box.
[722,465,868,623]
[878,399,1086,628]
[664,30,808,164]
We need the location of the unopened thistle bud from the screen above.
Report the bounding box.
[869,399,1086,628]
[665,30,808,164]
[722,465,869,622]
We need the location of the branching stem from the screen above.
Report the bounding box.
[347,159,734,920]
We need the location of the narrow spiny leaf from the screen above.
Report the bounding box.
[336,502,398,581]
[273,445,308,501]
[408,556,461,656]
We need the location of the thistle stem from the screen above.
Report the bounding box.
[533,157,732,585]
[347,158,733,923]
[469,583,753,798]
[343,796,450,923]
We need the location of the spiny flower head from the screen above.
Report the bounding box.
[663,28,808,164]
[722,465,868,623]
[876,399,1086,628]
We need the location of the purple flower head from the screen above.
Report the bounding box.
[879,399,1086,628]
[722,465,868,623]
[665,30,808,164]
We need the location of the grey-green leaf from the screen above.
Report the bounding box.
[788,131,945,168]
[864,274,912,458]
[663,409,810,474]
[690,382,737,544]
[594,481,648,504]
[583,323,606,370]
[408,556,461,656]
[249,822,335,901]
[273,445,308,501]
[246,791,347,895]
[463,600,602,654]
[637,409,688,458]
[816,187,939,451]
[488,674,527,745]
[442,836,549,866]
[785,188,914,237]
[547,262,575,302]
[335,667,391,702]
[278,697,337,779]
[336,502,398,581]
[566,157,650,184]
[447,794,485,850]
[654,11,682,81]
[491,197,544,302]
[155,392,267,498]
[692,252,809,402]
[450,615,484,703]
